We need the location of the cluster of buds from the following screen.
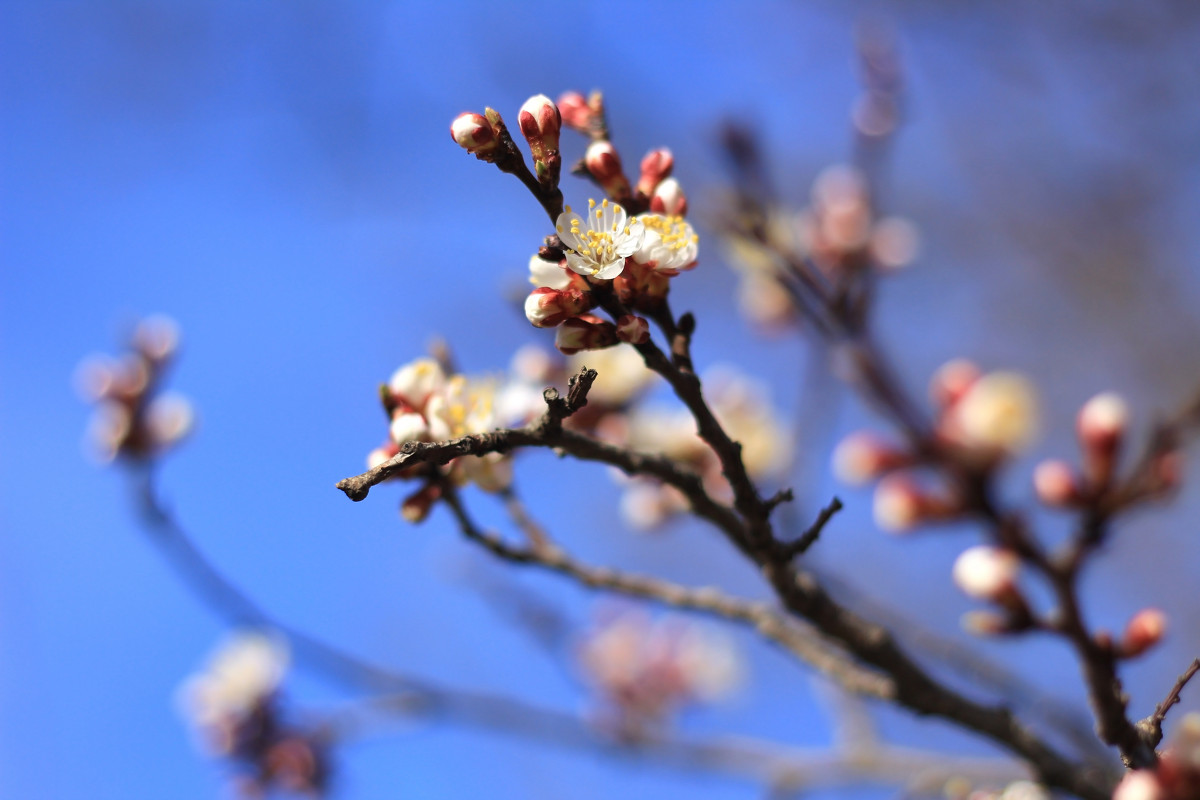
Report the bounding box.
[616,367,791,529]
[452,94,564,192]
[76,315,194,462]
[1033,392,1181,509]
[577,609,742,739]
[366,357,511,521]
[833,359,1038,533]
[178,632,328,797]
[1113,713,1200,800]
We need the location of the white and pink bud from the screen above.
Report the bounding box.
[944,371,1038,455]
[366,443,399,470]
[616,315,650,345]
[952,546,1019,602]
[584,140,631,200]
[554,314,618,355]
[873,474,954,533]
[1112,772,1163,800]
[450,112,499,157]
[132,314,181,362]
[524,286,594,328]
[517,94,561,162]
[1033,459,1081,507]
[831,431,909,485]
[636,148,674,198]
[389,410,429,445]
[557,91,594,132]
[401,483,441,523]
[1077,392,1129,487]
[929,358,981,409]
[649,177,688,216]
[145,393,194,449]
[1118,608,1167,658]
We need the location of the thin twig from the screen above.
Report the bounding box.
[1139,658,1200,749]
[778,497,843,559]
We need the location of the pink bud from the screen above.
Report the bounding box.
[1119,608,1166,658]
[636,148,674,197]
[872,474,925,533]
[616,315,650,345]
[517,94,561,162]
[584,140,631,200]
[389,410,429,445]
[1078,392,1128,486]
[952,546,1019,602]
[929,358,981,409]
[649,177,688,216]
[831,431,907,485]
[1112,771,1163,800]
[450,112,499,157]
[557,91,593,132]
[401,483,441,523]
[554,314,618,355]
[1033,459,1080,507]
[524,286,594,328]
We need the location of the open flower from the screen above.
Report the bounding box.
[556,199,645,279]
[631,213,699,275]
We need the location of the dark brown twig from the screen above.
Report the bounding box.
[1139,658,1200,750]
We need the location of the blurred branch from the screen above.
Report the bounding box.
[1139,658,1200,750]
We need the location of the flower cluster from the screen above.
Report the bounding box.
[833,358,1038,533]
[366,357,511,520]
[178,632,327,797]
[577,609,742,738]
[76,315,194,462]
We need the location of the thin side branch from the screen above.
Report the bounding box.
[1139,657,1200,749]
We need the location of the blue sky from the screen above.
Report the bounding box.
[3,3,1199,798]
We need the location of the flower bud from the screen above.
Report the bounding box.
[367,443,399,470]
[929,358,981,409]
[649,177,688,216]
[831,431,908,485]
[613,258,671,311]
[555,314,618,355]
[952,546,1019,602]
[146,393,195,449]
[389,410,429,445]
[401,483,441,523]
[1077,391,1128,487]
[1112,771,1163,800]
[133,314,180,362]
[944,371,1038,454]
[584,140,631,200]
[450,112,499,158]
[1119,608,1167,658]
[961,609,1011,636]
[872,474,953,533]
[524,286,593,328]
[636,148,674,198]
[1033,459,1081,507]
[616,315,650,345]
[517,94,561,162]
[557,91,593,132]
[528,253,572,290]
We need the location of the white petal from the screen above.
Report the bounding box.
[593,257,627,280]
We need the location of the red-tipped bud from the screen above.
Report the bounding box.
[524,286,594,328]
[1033,459,1081,507]
[649,177,688,216]
[554,314,618,355]
[557,91,593,132]
[451,112,499,157]
[1078,391,1128,487]
[616,315,650,345]
[929,358,981,409]
[585,140,630,200]
[1119,608,1167,658]
[517,94,561,162]
[873,474,955,533]
[831,431,909,485]
[952,546,1019,602]
[636,148,674,197]
[401,483,442,523]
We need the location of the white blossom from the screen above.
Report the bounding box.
[556,199,644,280]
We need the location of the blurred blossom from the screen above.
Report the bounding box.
[578,609,742,735]
[178,631,289,742]
[941,370,1039,456]
[567,344,657,408]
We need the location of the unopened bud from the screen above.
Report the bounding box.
[613,260,671,311]
[517,94,561,163]
[1119,608,1166,658]
[584,140,630,200]
[133,315,180,362]
[554,314,618,355]
[831,431,908,485]
[945,371,1038,454]
[401,483,441,523]
[615,315,650,345]
[557,91,593,132]
[636,148,674,197]
[1077,392,1128,487]
[961,609,1011,636]
[1033,459,1081,507]
[952,546,1019,602]
[367,444,399,470]
[450,112,499,158]
[524,286,593,328]
[529,253,572,290]
[1112,771,1163,800]
[649,176,688,216]
[389,410,429,445]
[929,358,981,409]
[873,474,953,533]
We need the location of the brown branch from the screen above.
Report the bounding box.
[436,480,894,700]
[1139,658,1200,749]
[777,496,843,559]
